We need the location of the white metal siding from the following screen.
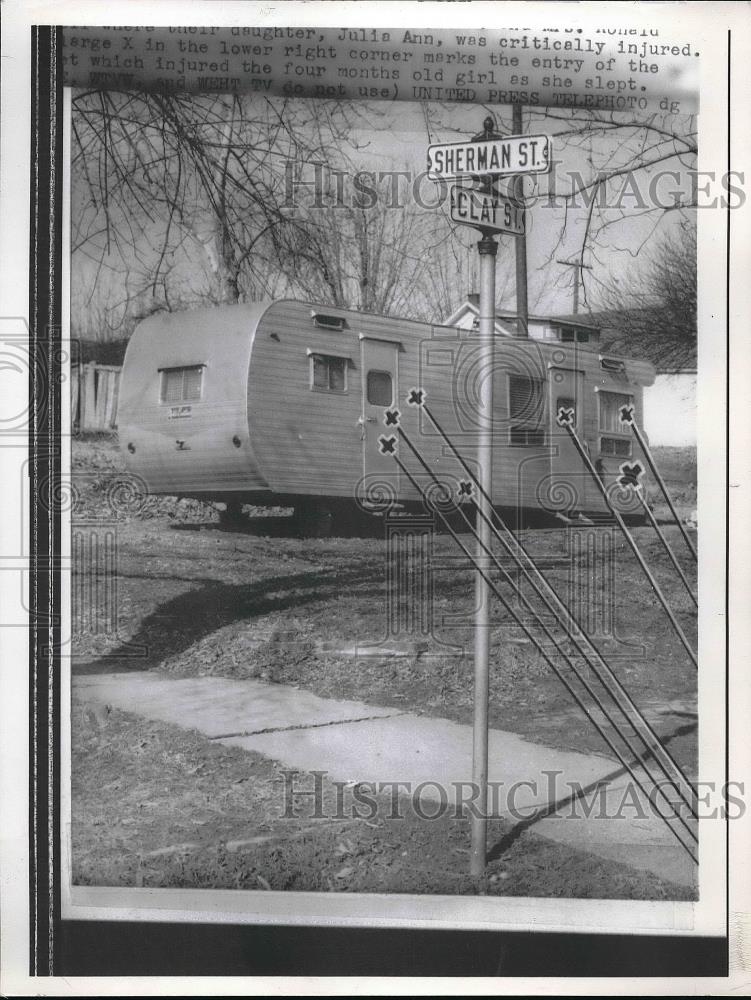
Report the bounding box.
[119,304,270,495]
[119,299,656,511]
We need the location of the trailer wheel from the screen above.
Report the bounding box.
[219,500,246,528]
[294,500,333,538]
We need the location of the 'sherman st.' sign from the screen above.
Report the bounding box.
[427,134,552,181]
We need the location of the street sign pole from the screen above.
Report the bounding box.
[467,115,503,879]
[471,226,497,878]
[427,113,550,878]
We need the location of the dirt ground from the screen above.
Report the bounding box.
[71,434,698,899]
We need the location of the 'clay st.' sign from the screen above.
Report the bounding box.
[449,185,526,236]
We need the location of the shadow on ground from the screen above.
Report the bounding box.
[488,718,699,860]
[72,560,385,675]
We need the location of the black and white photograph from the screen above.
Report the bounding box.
[67,57,704,904]
[1,0,750,991]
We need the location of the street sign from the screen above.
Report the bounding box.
[427,134,551,181]
[449,184,525,236]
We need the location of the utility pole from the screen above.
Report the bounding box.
[556,258,592,315]
[512,103,529,338]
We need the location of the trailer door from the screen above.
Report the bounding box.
[548,366,594,513]
[360,336,400,490]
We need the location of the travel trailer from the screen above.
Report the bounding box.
[118,299,654,531]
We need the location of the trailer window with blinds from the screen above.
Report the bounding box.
[311,353,347,392]
[598,390,633,433]
[508,373,544,446]
[160,365,204,403]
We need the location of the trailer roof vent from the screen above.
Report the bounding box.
[599,356,626,374]
[311,311,346,332]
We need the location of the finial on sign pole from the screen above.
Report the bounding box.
[472,113,499,143]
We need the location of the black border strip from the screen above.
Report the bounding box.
[29,23,63,977]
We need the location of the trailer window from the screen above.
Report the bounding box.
[312,312,346,332]
[508,374,545,447]
[510,426,545,447]
[367,370,393,406]
[599,390,632,433]
[600,436,632,458]
[160,365,204,403]
[509,374,544,422]
[311,354,347,392]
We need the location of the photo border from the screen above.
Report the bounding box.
[12,1,747,987]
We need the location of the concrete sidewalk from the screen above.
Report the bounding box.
[75,671,697,889]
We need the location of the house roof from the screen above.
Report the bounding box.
[454,296,601,332]
[449,298,696,373]
[496,311,601,333]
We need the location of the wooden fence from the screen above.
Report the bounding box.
[72,362,121,431]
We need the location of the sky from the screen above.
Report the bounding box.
[328,97,698,315]
[71,91,698,331]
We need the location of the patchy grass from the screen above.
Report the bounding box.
[71,698,694,900]
[71,435,699,897]
[72,512,697,773]
[649,446,697,514]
